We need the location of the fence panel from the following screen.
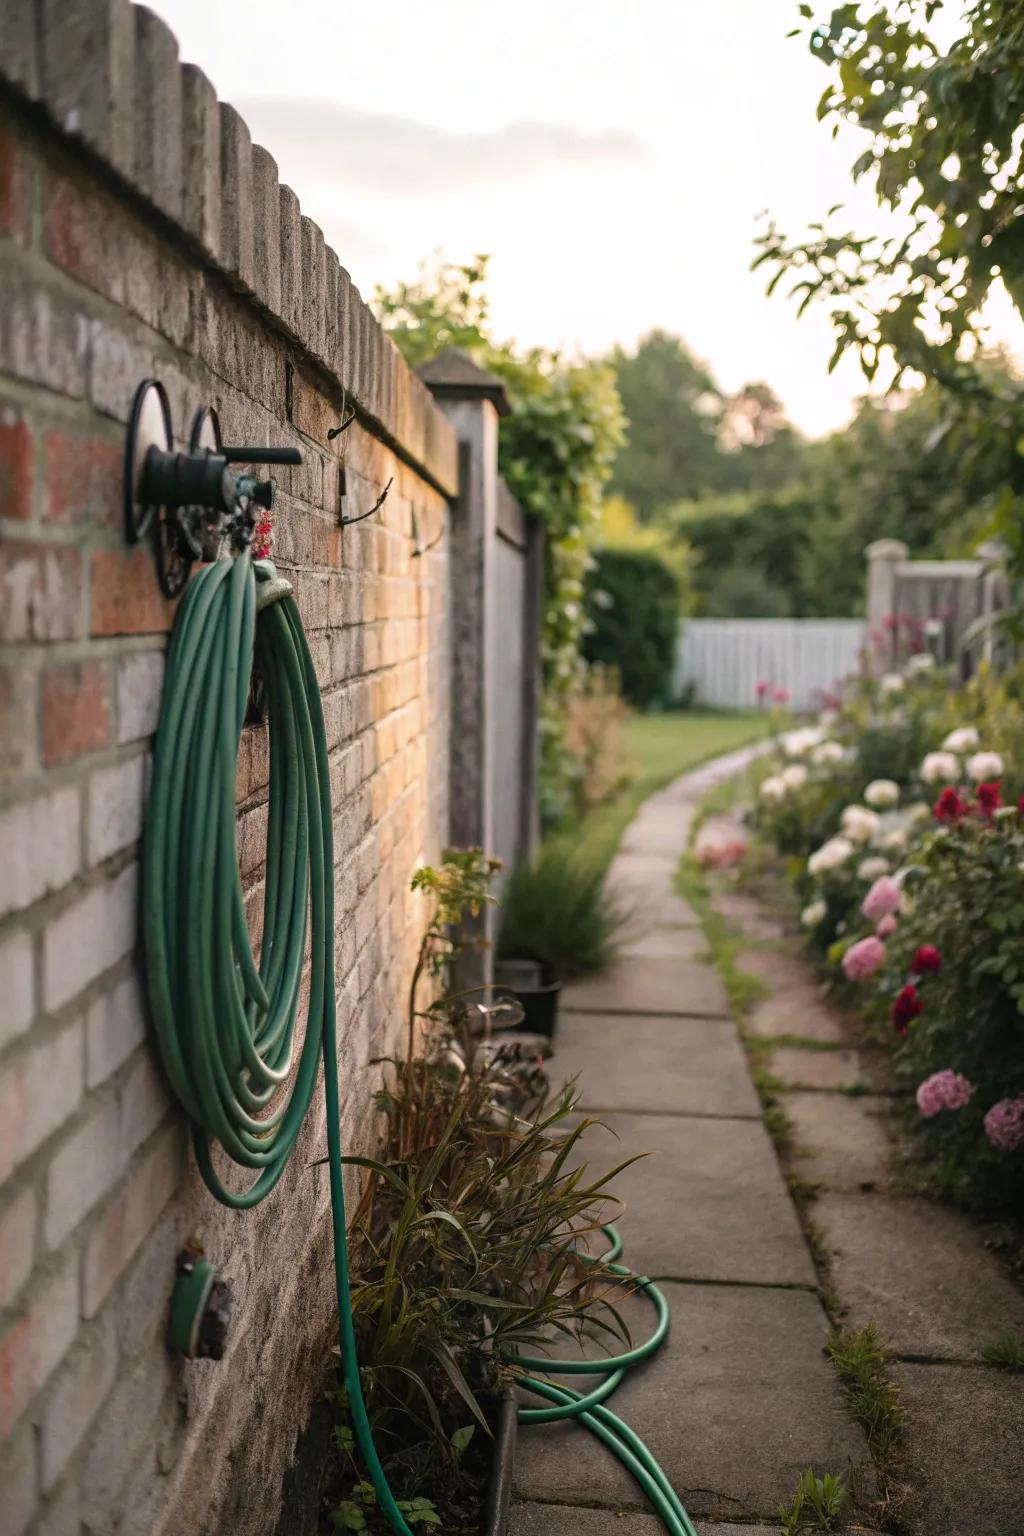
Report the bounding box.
[675,618,866,712]
[490,481,542,883]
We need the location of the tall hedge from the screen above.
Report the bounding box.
[583,548,679,708]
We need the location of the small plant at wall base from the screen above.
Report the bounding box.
[319,859,637,1533]
[497,840,629,983]
[374,257,626,825]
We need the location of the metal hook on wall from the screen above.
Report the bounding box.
[341,476,393,528]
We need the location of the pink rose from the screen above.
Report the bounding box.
[983,1096,1024,1152]
[875,914,898,938]
[861,876,902,925]
[842,935,887,982]
[916,1070,974,1118]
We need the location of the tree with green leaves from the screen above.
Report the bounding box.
[754,0,1024,571]
[374,257,625,825]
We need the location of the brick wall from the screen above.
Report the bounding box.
[0,6,459,1533]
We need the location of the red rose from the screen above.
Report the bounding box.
[892,982,924,1035]
[975,781,1002,818]
[911,945,942,975]
[934,787,966,823]
[1017,794,1024,817]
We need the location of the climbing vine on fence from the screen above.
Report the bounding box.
[374,257,626,825]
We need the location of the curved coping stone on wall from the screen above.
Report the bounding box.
[0,0,458,498]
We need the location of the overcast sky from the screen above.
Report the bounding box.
[152,0,1021,438]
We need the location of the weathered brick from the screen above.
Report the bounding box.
[82,1120,182,1318]
[0,1414,37,1536]
[219,103,254,292]
[0,1249,77,1440]
[115,648,165,743]
[32,1474,80,1536]
[0,1183,37,1311]
[41,659,111,765]
[90,547,176,637]
[45,1093,120,1250]
[133,6,182,221]
[251,143,282,315]
[0,1019,82,1184]
[43,169,122,304]
[87,751,145,864]
[85,972,147,1089]
[0,261,90,399]
[87,317,156,421]
[300,216,328,366]
[0,122,32,243]
[42,862,138,1014]
[0,540,84,643]
[80,1340,174,1526]
[42,425,121,526]
[39,1311,118,1493]
[39,0,136,179]
[279,183,302,335]
[0,1,41,101]
[0,406,33,518]
[180,63,220,256]
[0,660,37,784]
[118,1050,169,1160]
[0,928,35,1051]
[0,782,80,921]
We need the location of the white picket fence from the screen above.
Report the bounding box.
[675,618,866,712]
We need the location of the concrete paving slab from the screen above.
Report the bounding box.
[894,1362,1024,1536]
[734,948,821,992]
[708,889,790,943]
[514,1283,875,1521]
[510,1509,783,1536]
[770,1047,865,1091]
[550,1012,761,1119]
[619,926,707,961]
[562,956,729,1019]
[745,991,845,1044]
[612,852,683,886]
[509,1506,664,1536]
[785,1092,894,1191]
[594,1112,815,1287]
[815,1193,1024,1359]
[621,807,693,860]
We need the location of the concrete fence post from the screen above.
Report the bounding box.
[865,539,908,671]
[418,349,511,995]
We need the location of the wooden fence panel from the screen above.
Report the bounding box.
[675,619,866,712]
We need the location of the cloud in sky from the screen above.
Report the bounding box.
[236,99,644,197]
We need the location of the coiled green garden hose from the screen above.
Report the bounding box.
[143,551,695,1536]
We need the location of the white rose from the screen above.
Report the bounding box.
[782,726,824,758]
[942,726,979,752]
[864,779,899,808]
[880,827,908,853]
[905,801,931,823]
[966,750,1004,781]
[801,899,826,928]
[812,741,844,766]
[782,764,808,791]
[818,709,839,728]
[808,836,855,875]
[920,750,960,784]
[841,805,881,844]
[880,673,904,693]
[759,775,787,802]
[907,652,935,672]
[857,856,889,881]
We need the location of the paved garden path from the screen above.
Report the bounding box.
[510,747,1024,1536]
[510,746,875,1536]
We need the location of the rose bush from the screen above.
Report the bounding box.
[750,656,1024,1218]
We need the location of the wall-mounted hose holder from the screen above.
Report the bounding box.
[167,1249,233,1360]
[124,379,304,599]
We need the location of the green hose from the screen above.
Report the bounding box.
[143,552,695,1536]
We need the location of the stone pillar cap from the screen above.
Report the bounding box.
[416,348,511,416]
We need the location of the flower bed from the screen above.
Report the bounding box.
[751,660,1024,1219]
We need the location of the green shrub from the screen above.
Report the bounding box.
[583,547,678,708]
[497,841,629,980]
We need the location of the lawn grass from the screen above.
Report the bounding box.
[557,709,766,873]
